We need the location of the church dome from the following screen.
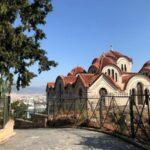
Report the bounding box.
[88,54,117,73]
[143,60,150,67]
[140,60,150,72]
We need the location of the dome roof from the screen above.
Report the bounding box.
[140,60,150,72]
[92,58,99,64]
[67,66,86,76]
[89,54,116,72]
[143,60,150,67]
[105,50,132,62]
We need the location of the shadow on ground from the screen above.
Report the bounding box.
[74,131,139,150]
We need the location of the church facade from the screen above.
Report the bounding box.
[46,50,150,106]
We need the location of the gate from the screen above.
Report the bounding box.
[47,90,150,146]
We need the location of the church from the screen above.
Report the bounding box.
[46,50,150,106]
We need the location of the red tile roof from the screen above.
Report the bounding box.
[61,75,77,86]
[105,50,132,62]
[78,73,122,90]
[89,52,122,74]
[122,73,136,84]
[47,50,134,92]
[121,73,138,90]
[68,66,86,76]
[79,73,99,87]
[47,82,55,88]
[139,60,150,72]
[103,74,122,90]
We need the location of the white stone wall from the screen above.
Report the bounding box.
[125,75,150,93]
[102,65,122,83]
[125,75,150,105]
[117,57,132,72]
[140,70,150,79]
[87,75,128,106]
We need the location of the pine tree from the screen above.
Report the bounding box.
[0,0,57,91]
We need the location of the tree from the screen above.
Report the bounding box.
[11,101,28,119]
[0,0,57,92]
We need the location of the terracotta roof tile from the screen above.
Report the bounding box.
[79,73,99,87]
[139,60,150,72]
[103,74,122,91]
[122,73,136,84]
[68,66,86,76]
[105,50,132,62]
[62,76,77,86]
[47,82,55,88]
[89,52,122,73]
[79,73,122,90]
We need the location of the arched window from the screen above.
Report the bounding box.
[92,69,96,74]
[115,73,118,82]
[112,69,114,79]
[124,65,127,72]
[145,89,149,105]
[79,88,83,98]
[137,82,143,105]
[121,64,124,71]
[99,88,107,96]
[108,69,110,76]
[99,88,107,106]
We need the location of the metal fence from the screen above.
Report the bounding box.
[0,96,11,129]
[47,90,150,146]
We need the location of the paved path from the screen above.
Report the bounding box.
[1,128,139,150]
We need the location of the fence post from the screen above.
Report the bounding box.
[73,98,76,120]
[47,100,50,115]
[130,89,135,138]
[86,98,88,121]
[53,99,55,121]
[145,89,150,126]
[99,96,103,128]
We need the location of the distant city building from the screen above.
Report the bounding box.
[46,50,150,106]
[10,93,46,118]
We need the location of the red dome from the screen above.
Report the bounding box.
[140,60,150,72]
[143,60,150,67]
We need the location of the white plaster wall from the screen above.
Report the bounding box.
[102,65,122,83]
[117,57,132,72]
[88,75,118,98]
[87,75,128,106]
[140,70,150,79]
[125,75,150,105]
[125,75,150,93]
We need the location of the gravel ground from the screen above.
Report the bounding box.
[0,128,140,150]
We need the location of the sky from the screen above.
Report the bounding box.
[26,0,150,89]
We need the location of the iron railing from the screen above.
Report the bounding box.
[47,90,150,146]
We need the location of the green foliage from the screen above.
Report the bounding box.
[0,0,57,91]
[11,101,28,119]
